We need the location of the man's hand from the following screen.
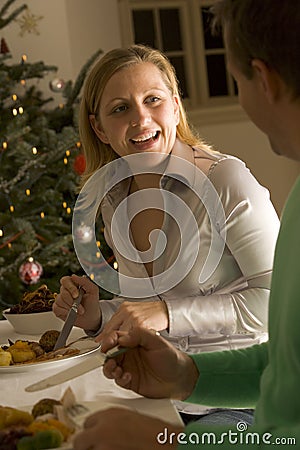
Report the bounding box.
[101,327,199,401]
[53,274,101,332]
[73,407,183,450]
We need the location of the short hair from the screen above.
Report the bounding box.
[79,44,210,185]
[211,0,300,99]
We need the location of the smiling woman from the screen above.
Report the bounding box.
[53,44,279,425]
[79,45,203,184]
[89,62,179,160]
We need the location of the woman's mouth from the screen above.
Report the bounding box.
[130,131,160,145]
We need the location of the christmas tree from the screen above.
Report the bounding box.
[0,0,114,315]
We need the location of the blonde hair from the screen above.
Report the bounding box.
[79,44,211,186]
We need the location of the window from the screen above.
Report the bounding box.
[118,0,239,115]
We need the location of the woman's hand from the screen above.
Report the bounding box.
[52,274,101,332]
[96,300,169,342]
[73,407,183,450]
[101,327,199,401]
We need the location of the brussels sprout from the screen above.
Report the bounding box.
[17,429,63,450]
[31,398,61,418]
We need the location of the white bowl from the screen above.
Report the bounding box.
[2,309,63,335]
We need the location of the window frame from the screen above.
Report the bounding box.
[118,0,245,123]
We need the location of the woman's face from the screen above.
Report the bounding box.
[91,62,180,159]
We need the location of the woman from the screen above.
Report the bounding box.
[54,45,279,422]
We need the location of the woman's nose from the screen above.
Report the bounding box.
[130,106,151,127]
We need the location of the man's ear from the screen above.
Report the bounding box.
[251,59,281,103]
[89,114,110,144]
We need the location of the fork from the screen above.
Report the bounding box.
[66,403,90,427]
[66,335,96,348]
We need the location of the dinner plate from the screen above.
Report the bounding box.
[0,338,100,373]
[19,397,183,449]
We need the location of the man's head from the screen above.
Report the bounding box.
[211,0,300,100]
[212,0,300,160]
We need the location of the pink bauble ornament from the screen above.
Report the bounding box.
[19,258,43,285]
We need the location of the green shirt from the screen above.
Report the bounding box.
[178,176,300,449]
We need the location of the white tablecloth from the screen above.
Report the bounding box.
[0,320,182,426]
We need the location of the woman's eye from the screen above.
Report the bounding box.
[112,105,127,113]
[146,96,160,104]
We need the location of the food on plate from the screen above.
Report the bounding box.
[29,341,45,357]
[0,330,80,366]
[6,341,36,363]
[27,418,72,440]
[39,330,60,353]
[31,399,62,419]
[17,429,63,450]
[0,406,33,430]
[0,388,79,449]
[0,427,31,450]
[0,348,12,366]
[8,285,57,314]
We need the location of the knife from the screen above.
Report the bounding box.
[54,286,84,350]
[25,346,128,392]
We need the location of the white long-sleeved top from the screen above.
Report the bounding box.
[96,139,280,354]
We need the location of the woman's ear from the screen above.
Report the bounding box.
[173,95,180,126]
[251,59,281,104]
[89,114,110,144]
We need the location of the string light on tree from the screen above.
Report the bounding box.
[12,106,24,116]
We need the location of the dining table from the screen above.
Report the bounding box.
[0,318,183,441]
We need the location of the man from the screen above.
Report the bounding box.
[73,1,300,448]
